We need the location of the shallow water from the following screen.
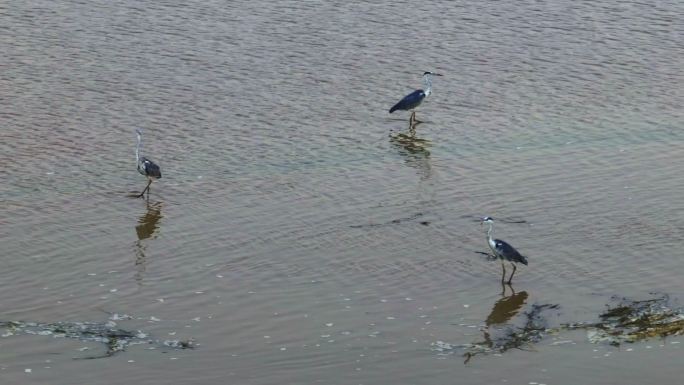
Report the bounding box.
[2,1,683,384]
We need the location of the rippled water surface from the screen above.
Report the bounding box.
[2,1,684,384]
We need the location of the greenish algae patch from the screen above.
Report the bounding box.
[0,315,196,359]
[432,294,684,363]
[573,295,684,345]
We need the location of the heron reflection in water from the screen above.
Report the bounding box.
[464,286,529,363]
[134,201,163,285]
[390,130,433,181]
[486,286,528,325]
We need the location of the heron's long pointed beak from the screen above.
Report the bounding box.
[433,73,443,76]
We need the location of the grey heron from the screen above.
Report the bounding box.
[389,71,442,125]
[482,217,528,284]
[135,129,162,198]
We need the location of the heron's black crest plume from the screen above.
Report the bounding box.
[464,214,528,224]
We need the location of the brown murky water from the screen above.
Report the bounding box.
[2,1,683,384]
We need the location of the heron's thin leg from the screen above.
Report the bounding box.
[500,281,514,296]
[500,260,506,283]
[507,263,517,284]
[138,180,152,198]
[408,119,417,133]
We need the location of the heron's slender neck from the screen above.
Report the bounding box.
[136,133,142,163]
[486,222,494,242]
[423,74,433,97]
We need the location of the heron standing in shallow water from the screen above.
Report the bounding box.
[135,129,161,198]
[482,217,528,284]
[389,71,443,125]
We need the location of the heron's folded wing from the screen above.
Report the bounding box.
[389,89,425,113]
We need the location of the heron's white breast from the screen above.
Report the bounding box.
[488,238,498,254]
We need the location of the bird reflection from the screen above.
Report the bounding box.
[486,285,528,326]
[464,285,529,363]
[390,129,432,181]
[134,201,163,285]
[136,201,163,240]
